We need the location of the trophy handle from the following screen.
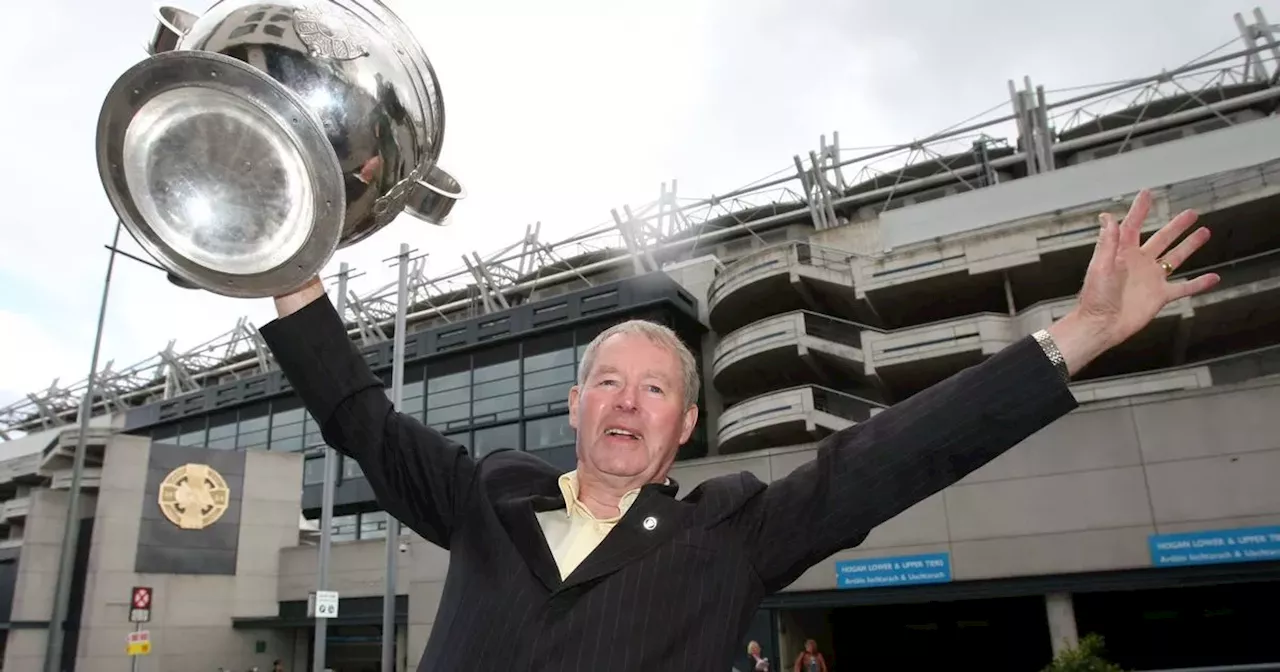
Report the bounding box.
[146,5,198,55]
[404,164,465,225]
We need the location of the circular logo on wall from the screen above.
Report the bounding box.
[158,463,231,530]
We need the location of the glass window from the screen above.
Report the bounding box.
[400,394,424,418]
[426,360,471,428]
[472,357,519,424]
[525,414,574,452]
[396,365,427,420]
[331,514,358,542]
[523,348,575,415]
[270,403,305,452]
[207,422,237,450]
[152,424,178,444]
[360,511,388,540]
[445,431,469,451]
[472,422,520,457]
[237,413,270,451]
[302,413,324,451]
[535,444,577,472]
[342,456,364,480]
[526,414,576,471]
[204,410,237,450]
[176,419,206,447]
[302,456,326,485]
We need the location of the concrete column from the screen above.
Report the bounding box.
[1045,591,1080,656]
[656,256,724,455]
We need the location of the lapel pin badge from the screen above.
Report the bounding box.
[642,516,658,531]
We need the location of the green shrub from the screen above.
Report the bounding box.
[1041,633,1126,672]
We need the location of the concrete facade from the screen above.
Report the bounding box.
[1,435,303,671]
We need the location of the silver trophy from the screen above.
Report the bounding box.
[96,0,464,297]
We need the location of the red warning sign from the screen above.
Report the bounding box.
[131,586,152,610]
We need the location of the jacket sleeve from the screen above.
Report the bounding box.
[258,295,475,549]
[738,335,1079,593]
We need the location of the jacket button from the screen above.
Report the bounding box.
[642,516,658,531]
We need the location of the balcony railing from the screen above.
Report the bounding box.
[712,311,866,373]
[802,312,865,350]
[707,241,853,306]
[718,385,885,440]
[1,496,29,521]
[810,386,883,423]
[1179,245,1280,294]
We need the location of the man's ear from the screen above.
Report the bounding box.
[678,404,698,444]
[567,385,581,429]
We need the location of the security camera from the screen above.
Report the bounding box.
[398,541,409,553]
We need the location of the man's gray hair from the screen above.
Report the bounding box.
[577,319,700,408]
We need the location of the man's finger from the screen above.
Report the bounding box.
[1141,209,1199,258]
[1119,189,1151,250]
[1158,226,1211,272]
[1088,212,1120,276]
[1166,272,1221,301]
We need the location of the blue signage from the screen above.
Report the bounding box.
[1149,525,1280,567]
[835,552,952,589]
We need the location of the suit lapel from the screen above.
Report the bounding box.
[494,493,565,593]
[558,481,689,592]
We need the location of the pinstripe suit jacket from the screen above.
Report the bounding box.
[259,296,1078,671]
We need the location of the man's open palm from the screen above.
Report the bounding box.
[1075,189,1221,350]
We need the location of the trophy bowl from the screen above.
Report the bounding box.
[96,0,464,297]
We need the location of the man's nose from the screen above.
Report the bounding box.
[614,385,638,410]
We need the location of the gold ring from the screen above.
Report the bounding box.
[1159,259,1174,276]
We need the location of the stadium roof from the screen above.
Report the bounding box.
[4,8,1279,440]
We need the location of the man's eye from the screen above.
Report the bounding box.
[646,385,663,394]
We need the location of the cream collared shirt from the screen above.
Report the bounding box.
[534,470,657,579]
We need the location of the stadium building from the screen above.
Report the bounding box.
[2,9,1279,671]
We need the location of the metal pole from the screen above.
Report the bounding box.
[43,220,123,672]
[313,263,350,672]
[382,243,410,672]
[130,622,140,672]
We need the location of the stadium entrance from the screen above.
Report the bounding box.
[771,570,1280,672]
[779,595,1052,671]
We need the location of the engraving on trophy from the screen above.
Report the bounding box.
[157,463,232,530]
[293,5,369,60]
[373,166,422,224]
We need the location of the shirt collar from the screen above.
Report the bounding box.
[557,470,672,522]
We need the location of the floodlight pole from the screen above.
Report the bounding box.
[43,221,123,672]
[382,243,411,672]
[313,262,351,672]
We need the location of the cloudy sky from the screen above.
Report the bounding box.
[0,0,1255,419]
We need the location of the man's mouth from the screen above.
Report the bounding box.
[604,427,642,441]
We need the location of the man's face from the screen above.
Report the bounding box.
[568,332,698,484]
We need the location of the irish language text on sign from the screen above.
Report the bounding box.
[835,552,952,589]
[1149,525,1280,567]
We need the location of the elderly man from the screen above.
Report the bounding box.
[259,190,1217,670]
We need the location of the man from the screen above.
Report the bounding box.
[258,190,1217,670]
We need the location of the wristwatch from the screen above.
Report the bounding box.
[1032,329,1071,384]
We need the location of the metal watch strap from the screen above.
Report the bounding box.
[1032,329,1071,384]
